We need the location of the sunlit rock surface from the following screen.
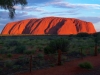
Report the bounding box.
[1,17,96,35]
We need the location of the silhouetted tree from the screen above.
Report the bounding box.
[94,36,99,56]
[44,38,69,65]
[0,0,27,19]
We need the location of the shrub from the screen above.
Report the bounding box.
[7,46,10,49]
[13,65,22,70]
[37,45,44,51]
[50,63,55,67]
[79,61,93,69]
[24,50,31,55]
[68,51,80,57]
[39,60,45,66]
[31,50,36,54]
[7,53,12,58]
[76,33,89,37]
[14,45,26,54]
[44,38,69,54]
[24,50,36,55]
[44,38,69,66]
[18,55,25,59]
[4,59,14,68]
[62,56,67,61]
[6,40,21,47]
[0,47,8,54]
[0,56,3,60]
[16,55,29,65]
[98,48,100,53]
[44,46,52,54]
[0,68,3,72]
[37,53,44,59]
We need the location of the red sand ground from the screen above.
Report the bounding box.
[15,54,100,75]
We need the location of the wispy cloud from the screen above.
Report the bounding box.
[27,0,63,5]
[41,9,80,15]
[14,6,45,12]
[94,22,100,32]
[78,17,100,23]
[0,10,37,29]
[46,1,100,9]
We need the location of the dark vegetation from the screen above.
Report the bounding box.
[79,61,93,69]
[0,32,100,74]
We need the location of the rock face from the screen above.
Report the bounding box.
[1,17,96,35]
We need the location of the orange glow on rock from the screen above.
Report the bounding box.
[1,17,96,35]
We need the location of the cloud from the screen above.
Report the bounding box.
[94,22,100,32]
[41,9,80,16]
[0,10,9,18]
[27,0,63,5]
[0,12,37,33]
[47,1,100,9]
[0,10,37,27]
[78,17,100,23]
[14,6,45,12]
[14,12,37,21]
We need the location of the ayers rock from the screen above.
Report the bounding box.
[1,17,96,35]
